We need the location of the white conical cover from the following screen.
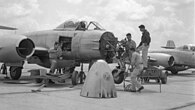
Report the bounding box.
[80,60,117,98]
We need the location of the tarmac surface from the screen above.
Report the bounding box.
[0,63,195,110]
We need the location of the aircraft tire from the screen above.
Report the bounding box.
[112,69,124,84]
[35,78,43,83]
[72,71,79,85]
[10,67,22,80]
[79,71,86,84]
[161,75,167,84]
[171,70,178,75]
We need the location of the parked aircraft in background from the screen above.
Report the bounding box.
[148,40,195,74]
[0,20,117,80]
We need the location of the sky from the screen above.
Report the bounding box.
[0,0,194,49]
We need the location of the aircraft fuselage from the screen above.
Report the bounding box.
[150,48,195,68]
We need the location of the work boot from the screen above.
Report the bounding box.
[137,86,144,92]
[129,89,137,92]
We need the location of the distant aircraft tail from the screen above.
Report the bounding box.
[161,40,175,49]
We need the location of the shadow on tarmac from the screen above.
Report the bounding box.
[168,73,195,77]
[116,88,160,94]
[0,84,82,96]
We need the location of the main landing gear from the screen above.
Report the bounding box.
[0,63,22,80]
[9,67,22,80]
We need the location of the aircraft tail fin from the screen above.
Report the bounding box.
[161,40,175,49]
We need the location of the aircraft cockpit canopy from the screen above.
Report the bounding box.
[183,45,189,50]
[177,45,195,52]
[56,20,80,30]
[86,21,105,30]
[55,19,105,31]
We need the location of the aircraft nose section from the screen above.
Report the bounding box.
[99,32,118,63]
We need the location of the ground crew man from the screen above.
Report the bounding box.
[123,33,136,63]
[129,48,144,92]
[48,42,62,74]
[125,33,136,56]
[137,25,151,70]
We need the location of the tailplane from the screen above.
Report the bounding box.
[161,40,175,49]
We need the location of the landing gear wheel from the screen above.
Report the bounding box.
[170,68,178,75]
[35,78,43,83]
[161,74,167,84]
[112,69,124,84]
[171,70,178,75]
[79,71,86,84]
[10,67,22,80]
[72,71,86,85]
[71,71,79,85]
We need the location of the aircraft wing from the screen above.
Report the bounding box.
[0,25,17,30]
[33,47,49,56]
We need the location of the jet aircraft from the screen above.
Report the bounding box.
[148,40,195,74]
[0,20,117,80]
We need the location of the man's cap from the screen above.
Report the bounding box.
[126,33,131,36]
[138,24,145,29]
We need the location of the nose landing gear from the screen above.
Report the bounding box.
[71,63,86,85]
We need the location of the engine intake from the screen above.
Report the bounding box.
[16,38,35,58]
[99,32,118,63]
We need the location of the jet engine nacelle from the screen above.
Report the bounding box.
[0,34,35,62]
[71,31,117,63]
[148,53,174,67]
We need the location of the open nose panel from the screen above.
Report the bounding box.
[99,32,118,63]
